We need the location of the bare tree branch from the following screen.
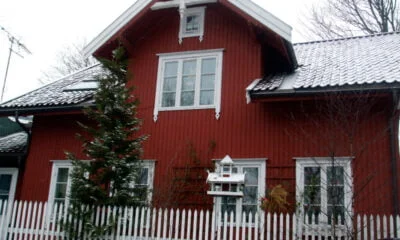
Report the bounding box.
[304,0,400,40]
[38,39,97,84]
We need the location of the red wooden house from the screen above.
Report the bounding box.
[0,0,399,225]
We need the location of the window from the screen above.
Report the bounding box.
[295,157,353,226]
[48,161,73,208]
[179,7,205,43]
[48,160,156,207]
[130,161,155,204]
[0,168,18,214]
[214,159,266,224]
[154,49,223,121]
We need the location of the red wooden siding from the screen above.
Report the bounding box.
[18,4,398,215]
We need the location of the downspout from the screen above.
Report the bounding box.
[389,90,399,217]
[14,110,32,168]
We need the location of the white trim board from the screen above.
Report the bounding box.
[84,0,292,58]
[151,0,217,10]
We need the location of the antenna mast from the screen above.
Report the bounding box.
[0,26,32,102]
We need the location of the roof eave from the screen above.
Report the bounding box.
[0,104,93,116]
[225,0,292,42]
[249,84,400,102]
[84,0,153,58]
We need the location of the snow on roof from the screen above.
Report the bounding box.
[248,32,400,96]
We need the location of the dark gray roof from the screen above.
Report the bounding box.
[0,64,101,112]
[0,132,27,153]
[250,32,400,94]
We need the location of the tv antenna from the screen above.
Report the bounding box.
[0,26,32,102]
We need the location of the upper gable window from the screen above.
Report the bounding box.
[179,7,205,43]
[154,49,223,121]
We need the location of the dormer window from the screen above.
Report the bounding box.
[179,7,205,43]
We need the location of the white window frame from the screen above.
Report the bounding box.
[133,160,156,204]
[295,157,353,230]
[179,7,206,43]
[154,49,223,121]
[213,158,266,225]
[48,160,73,209]
[0,168,18,208]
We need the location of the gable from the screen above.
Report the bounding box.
[84,0,296,70]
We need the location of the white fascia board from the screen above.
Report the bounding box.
[228,0,292,42]
[245,78,261,104]
[84,0,152,58]
[151,0,217,10]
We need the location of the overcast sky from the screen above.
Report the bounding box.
[0,0,317,102]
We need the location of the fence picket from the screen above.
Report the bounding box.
[181,209,186,240]
[174,209,180,240]
[205,210,210,240]
[383,214,388,239]
[151,208,157,239]
[217,211,221,240]
[222,212,227,240]
[267,212,271,240]
[241,212,245,240]
[229,211,233,240]
[163,208,168,239]
[187,209,192,240]
[254,212,259,240]
[0,201,7,239]
[397,215,400,239]
[169,208,174,240]
[248,212,253,240]
[157,208,162,240]
[193,210,198,240]
[273,213,277,240]
[199,210,204,240]
[390,214,395,238]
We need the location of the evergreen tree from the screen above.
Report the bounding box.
[66,46,147,207]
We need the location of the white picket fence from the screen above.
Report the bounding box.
[0,200,400,240]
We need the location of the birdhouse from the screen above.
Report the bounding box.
[206,155,245,197]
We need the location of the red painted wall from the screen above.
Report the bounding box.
[18,4,397,215]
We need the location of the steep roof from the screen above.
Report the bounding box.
[248,32,400,100]
[0,64,101,114]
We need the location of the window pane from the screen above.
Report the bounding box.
[201,74,215,90]
[243,186,257,204]
[183,60,197,75]
[304,167,320,185]
[244,168,258,185]
[57,168,69,183]
[181,76,195,91]
[0,175,12,195]
[163,77,177,91]
[164,62,178,77]
[138,168,149,185]
[55,183,67,199]
[181,91,195,106]
[185,15,199,32]
[202,58,216,74]
[221,196,236,221]
[327,186,344,205]
[200,90,214,105]
[327,167,344,185]
[162,93,176,107]
[304,186,321,204]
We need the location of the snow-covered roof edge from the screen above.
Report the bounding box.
[83,0,292,58]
